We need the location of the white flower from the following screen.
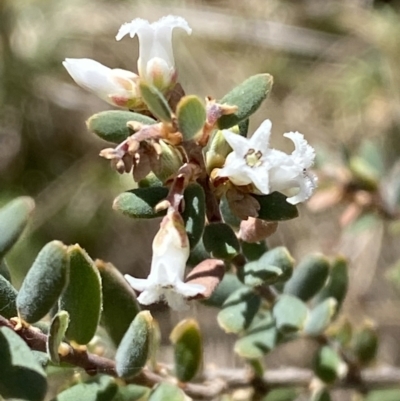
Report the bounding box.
[116,15,192,91]
[63,58,144,109]
[217,119,317,205]
[125,210,204,311]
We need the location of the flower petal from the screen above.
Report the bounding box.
[286,171,318,205]
[283,132,315,169]
[115,18,150,41]
[249,119,272,150]
[222,129,249,158]
[137,288,162,305]
[124,275,149,292]
[249,168,270,194]
[63,58,112,94]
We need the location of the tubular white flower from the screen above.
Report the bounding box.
[62,58,143,109]
[217,119,317,205]
[125,210,204,311]
[116,16,192,91]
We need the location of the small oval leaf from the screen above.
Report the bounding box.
[182,184,206,249]
[59,245,102,345]
[139,82,172,122]
[304,298,337,336]
[96,260,141,347]
[203,222,240,260]
[0,327,47,401]
[284,254,330,301]
[217,74,273,129]
[176,95,206,141]
[17,241,69,323]
[234,311,277,359]
[314,256,348,311]
[0,197,35,259]
[0,274,18,318]
[273,294,308,334]
[115,310,153,378]
[113,187,169,219]
[47,310,70,364]
[87,110,156,144]
[252,192,298,221]
[217,287,261,333]
[170,319,202,382]
[313,345,346,384]
[352,324,378,366]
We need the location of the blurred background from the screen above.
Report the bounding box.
[2,0,400,398]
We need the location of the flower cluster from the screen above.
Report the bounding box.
[64,15,317,311]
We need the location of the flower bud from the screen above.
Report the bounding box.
[63,58,145,109]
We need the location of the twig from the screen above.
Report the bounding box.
[2,315,400,399]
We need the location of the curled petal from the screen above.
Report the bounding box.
[116,15,191,91]
[284,132,315,169]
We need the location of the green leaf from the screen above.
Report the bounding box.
[138,172,163,188]
[304,298,337,336]
[203,222,240,260]
[170,319,202,382]
[352,324,378,365]
[313,346,345,384]
[17,240,69,323]
[217,287,261,333]
[249,247,294,288]
[273,294,308,334]
[113,187,169,219]
[148,383,187,401]
[140,82,172,122]
[284,254,330,301]
[0,196,35,259]
[252,192,298,221]
[32,351,50,368]
[59,245,102,345]
[113,385,150,401]
[182,184,206,249]
[87,110,156,144]
[0,259,11,281]
[238,119,249,137]
[241,241,268,262]
[176,95,206,141]
[187,238,210,267]
[96,260,141,347]
[202,272,245,308]
[51,375,118,401]
[217,74,273,129]
[115,310,153,378]
[234,311,277,359]
[244,259,283,287]
[314,257,348,311]
[219,194,241,228]
[0,274,17,318]
[47,310,70,364]
[0,327,47,401]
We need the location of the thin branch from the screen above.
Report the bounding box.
[2,315,400,400]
